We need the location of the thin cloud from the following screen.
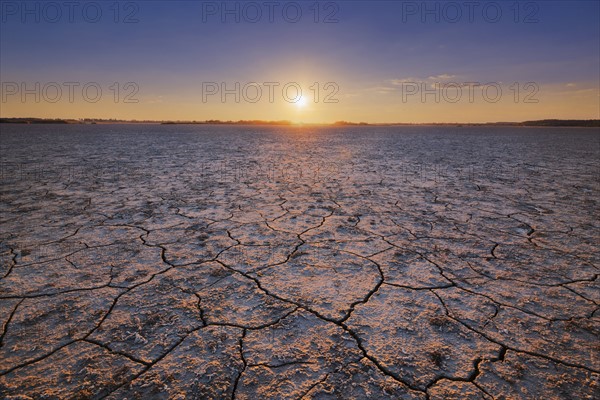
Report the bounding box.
[427,74,457,81]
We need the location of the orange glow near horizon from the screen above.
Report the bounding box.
[1,80,598,124]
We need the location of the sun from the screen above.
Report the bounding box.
[295,95,308,108]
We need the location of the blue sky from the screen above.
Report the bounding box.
[1,1,599,122]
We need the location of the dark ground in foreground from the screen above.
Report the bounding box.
[0,125,598,399]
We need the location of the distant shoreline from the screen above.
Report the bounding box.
[1,118,599,128]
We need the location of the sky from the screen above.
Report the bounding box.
[1,0,599,123]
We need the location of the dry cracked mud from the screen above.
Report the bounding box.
[0,125,599,399]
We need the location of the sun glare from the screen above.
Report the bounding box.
[295,95,308,108]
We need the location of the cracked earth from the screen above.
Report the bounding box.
[0,124,598,399]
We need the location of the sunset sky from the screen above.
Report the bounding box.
[1,0,599,123]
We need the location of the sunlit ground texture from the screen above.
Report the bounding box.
[0,124,598,399]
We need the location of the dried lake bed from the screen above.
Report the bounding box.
[0,124,598,399]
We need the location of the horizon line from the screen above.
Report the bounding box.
[1,117,599,128]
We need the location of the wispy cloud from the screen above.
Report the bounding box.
[391,74,459,86]
[427,74,457,81]
[365,86,397,94]
[145,95,164,104]
[390,78,420,85]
